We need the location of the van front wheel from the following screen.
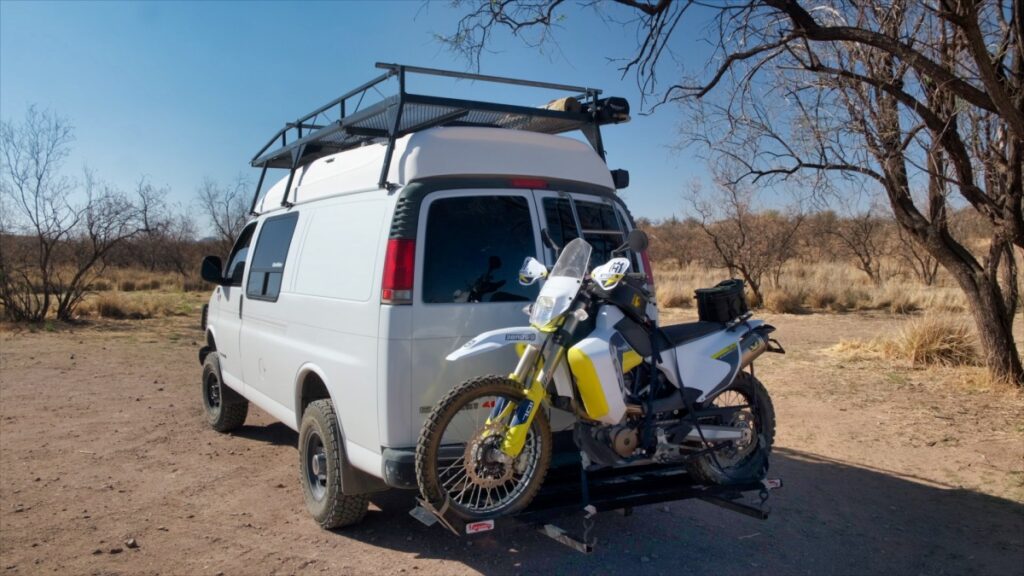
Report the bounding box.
[299,399,369,529]
[201,354,248,432]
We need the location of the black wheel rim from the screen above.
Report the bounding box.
[204,372,222,414]
[708,388,759,468]
[304,430,328,501]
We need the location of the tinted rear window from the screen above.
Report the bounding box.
[423,195,538,304]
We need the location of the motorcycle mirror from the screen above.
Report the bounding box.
[518,257,548,286]
[627,229,649,253]
[487,255,502,272]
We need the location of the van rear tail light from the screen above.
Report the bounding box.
[640,250,655,289]
[382,238,415,305]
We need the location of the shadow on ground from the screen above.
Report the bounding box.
[231,421,1024,575]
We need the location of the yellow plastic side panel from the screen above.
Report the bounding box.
[567,347,609,420]
[622,349,644,372]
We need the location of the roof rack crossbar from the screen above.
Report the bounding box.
[373,62,601,96]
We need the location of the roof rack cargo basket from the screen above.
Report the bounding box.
[248,62,630,211]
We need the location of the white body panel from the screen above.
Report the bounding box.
[446,327,543,362]
[660,319,764,402]
[202,126,643,485]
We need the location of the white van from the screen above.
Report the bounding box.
[198,64,648,528]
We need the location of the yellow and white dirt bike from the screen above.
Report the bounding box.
[415,232,783,521]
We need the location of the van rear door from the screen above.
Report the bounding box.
[409,190,542,439]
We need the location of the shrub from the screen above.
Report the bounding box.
[94,293,148,319]
[90,280,112,292]
[763,289,804,314]
[807,288,838,310]
[657,284,693,308]
[119,280,137,292]
[182,278,208,292]
[881,315,978,367]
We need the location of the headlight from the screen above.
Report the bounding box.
[530,295,563,331]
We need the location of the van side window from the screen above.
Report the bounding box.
[246,212,299,302]
[574,200,626,265]
[542,198,580,250]
[225,223,256,287]
[423,196,538,304]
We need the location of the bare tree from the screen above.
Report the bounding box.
[826,202,891,285]
[690,180,804,305]
[895,224,941,286]
[0,107,143,321]
[196,177,250,257]
[131,179,199,278]
[441,0,1024,385]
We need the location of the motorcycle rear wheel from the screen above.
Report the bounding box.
[415,375,552,521]
[686,372,775,485]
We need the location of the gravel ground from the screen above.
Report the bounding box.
[1,312,1022,575]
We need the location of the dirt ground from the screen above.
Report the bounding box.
[1,310,1022,575]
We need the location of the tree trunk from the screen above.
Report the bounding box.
[945,253,1024,386]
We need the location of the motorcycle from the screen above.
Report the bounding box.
[415,231,783,521]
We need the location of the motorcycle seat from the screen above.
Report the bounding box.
[658,321,724,347]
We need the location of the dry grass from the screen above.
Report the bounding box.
[77,291,205,320]
[830,315,979,368]
[764,289,805,314]
[881,315,979,367]
[652,259,968,315]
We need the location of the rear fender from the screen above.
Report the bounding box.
[446,326,543,362]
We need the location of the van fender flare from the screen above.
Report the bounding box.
[198,327,217,365]
[293,363,388,495]
[446,326,543,362]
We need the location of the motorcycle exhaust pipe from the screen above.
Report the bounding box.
[738,325,779,368]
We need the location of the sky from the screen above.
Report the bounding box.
[0,0,721,224]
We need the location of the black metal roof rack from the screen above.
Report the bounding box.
[248,63,629,212]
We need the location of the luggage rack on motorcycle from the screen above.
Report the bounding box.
[410,433,782,554]
[248,62,630,212]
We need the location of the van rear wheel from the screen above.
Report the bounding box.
[299,399,369,529]
[201,354,248,432]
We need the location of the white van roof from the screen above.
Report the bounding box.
[254,127,614,213]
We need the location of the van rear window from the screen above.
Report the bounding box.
[423,196,537,304]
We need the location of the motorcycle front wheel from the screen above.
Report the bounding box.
[686,372,776,485]
[415,375,552,521]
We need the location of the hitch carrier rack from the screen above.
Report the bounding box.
[410,439,782,554]
[248,62,629,212]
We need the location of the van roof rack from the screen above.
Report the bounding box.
[249,63,629,211]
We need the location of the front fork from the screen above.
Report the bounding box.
[487,339,564,458]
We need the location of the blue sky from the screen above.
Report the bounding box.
[1,0,719,223]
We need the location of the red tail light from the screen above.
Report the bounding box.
[381,238,415,304]
[508,178,548,189]
[640,250,655,289]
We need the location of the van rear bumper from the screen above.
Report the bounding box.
[381,448,418,490]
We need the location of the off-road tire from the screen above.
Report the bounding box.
[415,375,553,521]
[687,372,775,485]
[201,354,248,433]
[299,399,369,529]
